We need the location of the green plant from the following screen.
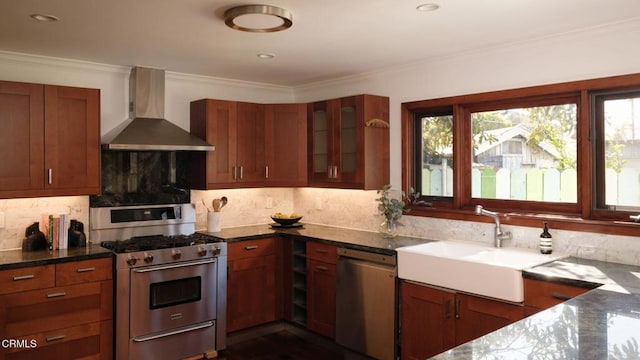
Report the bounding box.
[376,184,410,221]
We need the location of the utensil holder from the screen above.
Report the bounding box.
[207,212,221,232]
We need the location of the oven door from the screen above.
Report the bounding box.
[130,258,217,337]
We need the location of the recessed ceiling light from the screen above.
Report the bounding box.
[416,3,440,12]
[257,53,275,59]
[224,5,292,33]
[30,13,60,22]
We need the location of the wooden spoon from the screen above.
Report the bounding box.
[212,198,221,212]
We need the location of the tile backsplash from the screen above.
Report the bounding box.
[0,196,88,250]
[2,188,640,267]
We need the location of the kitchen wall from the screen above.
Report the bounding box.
[1,18,640,264]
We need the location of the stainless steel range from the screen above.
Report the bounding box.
[91,203,226,360]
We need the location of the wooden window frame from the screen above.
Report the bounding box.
[401,73,640,236]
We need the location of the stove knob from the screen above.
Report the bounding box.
[197,246,208,257]
[172,249,182,260]
[212,246,221,256]
[126,255,139,266]
[143,253,154,263]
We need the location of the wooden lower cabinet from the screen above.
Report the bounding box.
[523,278,593,316]
[306,242,337,339]
[227,238,279,332]
[0,257,112,360]
[400,280,524,359]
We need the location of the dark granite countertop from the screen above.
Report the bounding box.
[199,223,430,256]
[0,243,113,270]
[432,256,640,359]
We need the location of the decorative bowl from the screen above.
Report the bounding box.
[271,215,303,226]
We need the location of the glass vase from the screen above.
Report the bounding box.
[379,218,399,238]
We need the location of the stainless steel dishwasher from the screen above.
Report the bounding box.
[336,247,397,360]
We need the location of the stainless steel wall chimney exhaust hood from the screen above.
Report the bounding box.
[102,67,215,151]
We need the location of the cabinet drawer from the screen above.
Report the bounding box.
[4,321,108,360]
[229,238,276,259]
[524,278,591,309]
[56,258,112,286]
[306,242,337,264]
[0,265,55,295]
[1,280,111,337]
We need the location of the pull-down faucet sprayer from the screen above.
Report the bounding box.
[475,205,512,248]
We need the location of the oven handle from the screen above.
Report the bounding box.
[132,258,216,273]
[132,320,215,342]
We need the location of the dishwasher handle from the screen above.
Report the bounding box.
[337,247,396,266]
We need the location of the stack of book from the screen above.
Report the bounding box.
[39,214,70,250]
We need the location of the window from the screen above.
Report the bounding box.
[414,108,453,198]
[471,104,578,203]
[401,73,640,235]
[593,90,640,213]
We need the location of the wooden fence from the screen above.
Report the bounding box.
[422,167,640,206]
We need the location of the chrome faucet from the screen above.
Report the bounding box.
[475,205,512,248]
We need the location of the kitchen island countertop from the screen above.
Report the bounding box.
[432,256,640,359]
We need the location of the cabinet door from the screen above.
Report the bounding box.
[308,100,332,184]
[264,103,307,186]
[335,96,361,184]
[44,85,100,193]
[227,239,277,332]
[307,258,336,339]
[0,81,44,193]
[190,99,237,187]
[454,292,523,346]
[400,281,455,360]
[235,102,265,183]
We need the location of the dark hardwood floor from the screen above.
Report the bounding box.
[218,323,370,360]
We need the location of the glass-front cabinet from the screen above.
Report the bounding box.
[308,94,390,190]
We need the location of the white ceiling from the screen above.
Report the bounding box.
[1,0,639,87]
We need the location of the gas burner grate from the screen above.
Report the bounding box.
[101,233,216,253]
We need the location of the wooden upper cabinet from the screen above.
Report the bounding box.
[308,94,389,190]
[190,99,306,189]
[0,81,100,199]
[0,81,45,193]
[264,103,307,186]
[44,85,100,193]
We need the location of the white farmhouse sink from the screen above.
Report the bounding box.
[396,241,566,302]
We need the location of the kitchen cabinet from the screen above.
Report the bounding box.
[400,280,523,359]
[0,81,100,199]
[523,278,593,316]
[264,103,307,186]
[190,100,307,189]
[227,237,280,332]
[308,94,389,190]
[0,257,113,360]
[306,242,337,339]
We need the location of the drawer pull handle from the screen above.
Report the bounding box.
[76,267,95,273]
[455,299,461,319]
[47,292,66,298]
[445,300,452,319]
[13,274,35,281]
[551,292,572,301]
[315,249,328,254]
[46,335,66,342]
[316,266,329,271]
[245,245,259,250]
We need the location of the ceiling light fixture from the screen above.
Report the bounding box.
[30,13,60,22]
[257,53,275,59]
[416,3,440,12]
[224,5,293,33]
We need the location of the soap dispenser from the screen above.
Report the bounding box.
[539,221,552,254]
